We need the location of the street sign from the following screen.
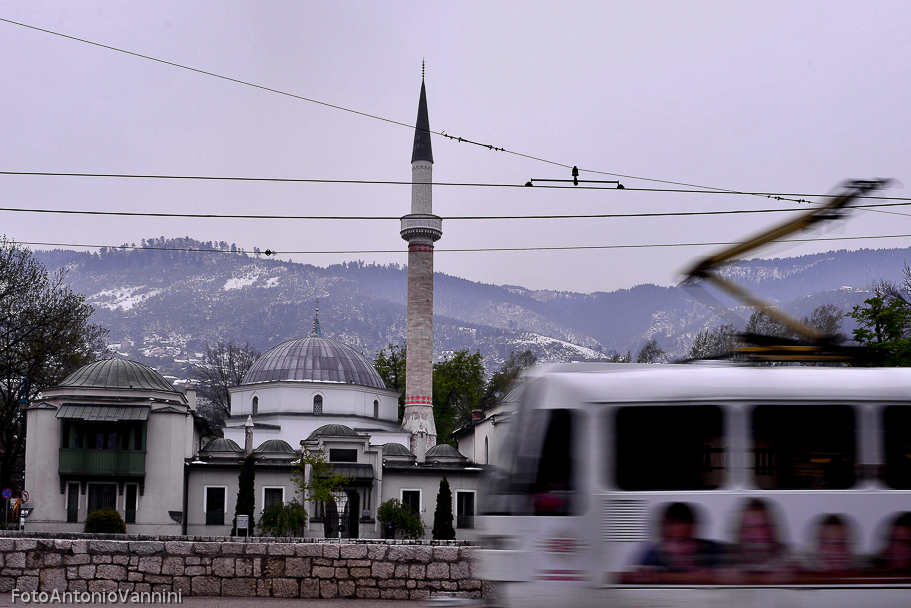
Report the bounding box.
[20,490,29,503]
[1,488,11,500]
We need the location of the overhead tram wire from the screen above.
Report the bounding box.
[15,232,911,256]
[2,17,904,208]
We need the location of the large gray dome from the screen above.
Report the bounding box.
[243,336,386,389]
[57,359,175,392]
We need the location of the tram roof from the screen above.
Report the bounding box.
[530,362,911,404]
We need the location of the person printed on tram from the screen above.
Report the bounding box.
[728,498,794,575]
[802,514,861,575]
[872,512,911,573]
[635,502,722,573]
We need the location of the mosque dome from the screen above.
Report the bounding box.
[253,439,297,455]
[382,443,415,457]
[200,438,243,454]
[306,424,360,441]
[57,359,175,392]
[426,444,468,463]
[243,336,386,389]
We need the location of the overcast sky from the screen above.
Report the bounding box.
[1,2,909,293]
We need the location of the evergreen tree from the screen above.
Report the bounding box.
[432,476,455,540]
[232,454,256,535]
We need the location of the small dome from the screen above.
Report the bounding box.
[306,424,359,441]
[254,439,296,455]
[243,336,386,389]
[382,443,415,457]
[58,359,175,392]
[200,438,243,453]
[426,444,467,461]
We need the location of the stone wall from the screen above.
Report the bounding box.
[0,534,487,600]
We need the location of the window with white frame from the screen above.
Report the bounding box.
[263,487,284,511]
[204,486,227,525]
[401,489,421,515]
[456,490,476,528]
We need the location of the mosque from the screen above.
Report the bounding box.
[21,75,486,539]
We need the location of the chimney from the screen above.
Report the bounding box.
[244,415,254,456]
[471,409,484,422]
[186,385,197,411]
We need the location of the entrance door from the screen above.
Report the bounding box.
[346,491,360,539]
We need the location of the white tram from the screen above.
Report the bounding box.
[477,363,911,608]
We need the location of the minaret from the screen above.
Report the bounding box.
[400,68,441,452]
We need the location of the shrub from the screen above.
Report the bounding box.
[83,509,127,534]
[432,476,455,540]
[258,500,308,537]
[377,498,425,539]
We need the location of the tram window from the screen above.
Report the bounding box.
[884,406,911,489]
[751,404,855,490]
[614,406,725,490]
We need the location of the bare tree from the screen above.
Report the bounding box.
[636,339,667,364]
[192,341,261,424]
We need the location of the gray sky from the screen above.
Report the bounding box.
[1,2,909,293]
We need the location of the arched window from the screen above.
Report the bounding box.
[374,399,379,419]
[485,436,489,464]
[313,395,323,415]
[252,396,259,415]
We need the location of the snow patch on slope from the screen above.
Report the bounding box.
[90,287,162,311]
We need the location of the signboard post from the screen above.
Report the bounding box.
[2,489,10,528]
[237,514,249,537]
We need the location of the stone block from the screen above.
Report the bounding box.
[221,543,245,555]
[347,559,370,567]
[243,543,267,555]
[67,580,87,593]
[359,577,377,587]
[381,588,409,600]
[284,557,309,578]
[129,541,164,555]
[53,539,73,552]
[356,586,380,599]
[6,553,25,568]
[144,575,171,584]
[43,553,62,567]
[387,545,415,562]
[414,545,433,562]
[407,579,417,589]
[394,564,409,578]
[89,540,127,554]
[255,579,272,597]
[299,578,320,598]
[118,582,135,593]
[96,565,127,580]
[211,557,235,577]
[460,546,476,562]
[64,554,90,566]
[263,557,285,577]
[294,544,322,557]
[39,567,67,591]
[319,580,338,598]
[409,563,427,579]
[164,541,194,555]
[272,578,299,598]
[0,539,15,551]
[366,544,387,560]
[151,584,171,594]
[26,551,42,569]
[450,561,470,580]
[128,573,143,582]
[113,555,129,566]
[138,556,163,574]
[338,580,356,597]
[71,541,88,554]
[78,565,97,579]
[350,567,371,578]
[459,578,482,590]
[427,561,449,579]
[252,557,261,577]
[134,583,151,594]
[268,543,295,556]
[322,545,340,559]
[92,555,112,564]
[410,589,431,600]
[312,557,332,566]
[222,578,257,597]
[378,579,405,589]
[129,556,139,566]
[193,542,221,555]
[311,565,334,579]
[191,576,221,596]
[433,546,460,562]
[185,557,200,565]
[335,567,350,579]
[339,544,368,559]
[371,561,395,579]
[235,558,253,577]
[442,581,457,591]
[15,539,38,551]
[173,577,191,595]
[88,579,118,593]
[161,557,184,576]
[67,566,79,579]
[18,576,39,592]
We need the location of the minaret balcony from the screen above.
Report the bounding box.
[400,214,443,242]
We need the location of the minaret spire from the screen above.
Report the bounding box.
[400,71,442,453]
[310,299,322,338]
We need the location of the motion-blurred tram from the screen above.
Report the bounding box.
[477,363,911,608]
